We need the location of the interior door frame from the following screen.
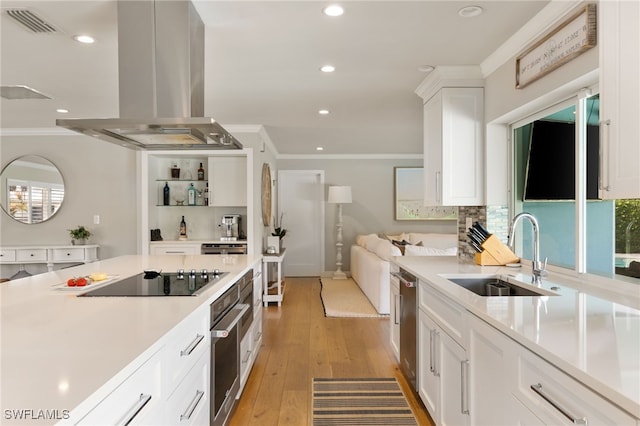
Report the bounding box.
[277,170,325,276]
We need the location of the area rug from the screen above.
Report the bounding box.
[320,278,387,318]
[312,377,417,425]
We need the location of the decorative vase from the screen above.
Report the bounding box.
[72,238,87,246]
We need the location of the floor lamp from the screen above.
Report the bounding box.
[328,186,352,280]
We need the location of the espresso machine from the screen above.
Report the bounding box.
[220,215,241,241]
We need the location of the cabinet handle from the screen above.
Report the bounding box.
[254,331,262,343]
[429,329,439,376]
[242,349,253,364]
[252,271,262,280]
[435,171,441,203]
[180,390,204,422]
[180,334,204,356]
[394,294,401,325]
[166,251,186,254]
[117,393,152,426]
[461,360,469,415]
[599,119,611,192]
[530,383,587,425]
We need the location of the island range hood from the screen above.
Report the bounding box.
[57,1,241,150]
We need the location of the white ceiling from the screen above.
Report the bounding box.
[0,1,549,155]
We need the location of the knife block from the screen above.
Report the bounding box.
[474,235,519,265]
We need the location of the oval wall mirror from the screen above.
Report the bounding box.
[0,155,65,224]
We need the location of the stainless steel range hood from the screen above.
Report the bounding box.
[57,1,241,150]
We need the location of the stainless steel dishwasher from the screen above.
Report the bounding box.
[392,268,418,391]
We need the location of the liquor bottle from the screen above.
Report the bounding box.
[179,216,187,239]
[187,183,197,205]
[204,182,209,206]
[197,162,205,180]
[163,182,170,205]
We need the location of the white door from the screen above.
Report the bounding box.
[277,170,324,276]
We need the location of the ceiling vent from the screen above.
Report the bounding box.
[4,8,60,33]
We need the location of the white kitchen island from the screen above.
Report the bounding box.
[0,254,262,425]
[391,256,640,425]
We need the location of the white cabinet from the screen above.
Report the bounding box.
[598,0,640,199]
[417,280,469,425]
[78,351,163,425]
[149,243,202,255]
[164,351,209,426]
[0,245,99,272]
[389,272,400,362]
[512,345,637,426]
[422,87,484,206]
[208,156,247,207]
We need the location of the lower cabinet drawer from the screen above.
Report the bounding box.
[78,353,163,425]
[164,351,209,425]
[513,347,636,425]
[51,248,85,262]
[419,281,465,344]
[0,249,16,262]
[15,249,47,262]
[164,308,209,393]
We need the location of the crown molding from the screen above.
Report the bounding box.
[414,65,484,102]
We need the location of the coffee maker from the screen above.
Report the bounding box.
[220,215,241,241]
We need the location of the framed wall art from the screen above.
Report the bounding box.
[394,167,458,221]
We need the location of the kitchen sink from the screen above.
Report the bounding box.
[442,275,556,297]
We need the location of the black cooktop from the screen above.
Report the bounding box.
[79,270,228,297]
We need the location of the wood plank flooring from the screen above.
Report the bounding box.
[229,277,435,426]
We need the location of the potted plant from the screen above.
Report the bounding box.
[68,225,92,245]
[272,213,286,240]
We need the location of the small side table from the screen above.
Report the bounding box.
[262,249,285,307]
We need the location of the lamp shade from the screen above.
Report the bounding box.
[328,186,352,204]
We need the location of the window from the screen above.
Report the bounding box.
[6,179,63,224]
[512,92,639,282]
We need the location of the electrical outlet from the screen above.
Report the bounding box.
[466,217,472,229]
[93,215,100,225]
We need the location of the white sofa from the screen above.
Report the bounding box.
[350,233,458,314]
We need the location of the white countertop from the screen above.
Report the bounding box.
[0,254,261,424]
[392,256,640,419]
[150,240,248,244]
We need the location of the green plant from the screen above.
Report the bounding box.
[272,213,286,239]
[68,225,92,240]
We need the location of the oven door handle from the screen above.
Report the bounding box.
[211,304,249,340]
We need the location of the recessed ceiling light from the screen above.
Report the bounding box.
[318,109,330,115]
[323,5,344,17]
[418,65,435,73]
[316,146,324,151]
[458,6,483,18]
[73,34,95,44]
[320,65,335,73]
[56,108,69,113]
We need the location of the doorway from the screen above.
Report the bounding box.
[277,170,325,276]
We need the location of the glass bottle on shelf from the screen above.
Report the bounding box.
[171,164,180,179]
[204,183,209,206]
[197,162,205,180]
[187,183,197,206]
[179,216,187,240]
[163,182,170,205]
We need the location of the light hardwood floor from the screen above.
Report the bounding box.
[229,277,435,426]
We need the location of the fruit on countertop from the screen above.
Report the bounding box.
[89,272,108,281]
[75,277,88,287]
[67,278,77,287]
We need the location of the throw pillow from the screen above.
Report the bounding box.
[375,240,402,261]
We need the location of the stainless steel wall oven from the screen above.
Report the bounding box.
[209,281,248,426]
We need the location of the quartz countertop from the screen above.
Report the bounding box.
[391,256,640,419]
[0,254,261,424]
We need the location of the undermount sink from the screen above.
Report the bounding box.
[443,275,557,297]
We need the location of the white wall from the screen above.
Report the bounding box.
[277,157,457,272]
[0,134,138,277]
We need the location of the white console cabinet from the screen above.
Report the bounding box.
[598,0,640,199]
[0,245,98,272]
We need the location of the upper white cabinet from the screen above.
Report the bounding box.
[421,85,484,206]
[208,156,247,207]
[599,0,640,199]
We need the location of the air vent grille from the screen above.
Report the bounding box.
[5,9,59,33]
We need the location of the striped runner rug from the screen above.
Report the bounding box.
[312,377,418,425]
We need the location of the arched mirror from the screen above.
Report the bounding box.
[0,155,65,224]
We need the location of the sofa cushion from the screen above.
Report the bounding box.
[375,240,402,261]
[404,244,457,256]
[356,233,376,248]
[364,234,384,252]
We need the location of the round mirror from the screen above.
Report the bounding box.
[0,155,65,224]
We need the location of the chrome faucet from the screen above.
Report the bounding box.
[507,212,547,284]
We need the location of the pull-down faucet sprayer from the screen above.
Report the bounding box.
[507,212,547,284]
